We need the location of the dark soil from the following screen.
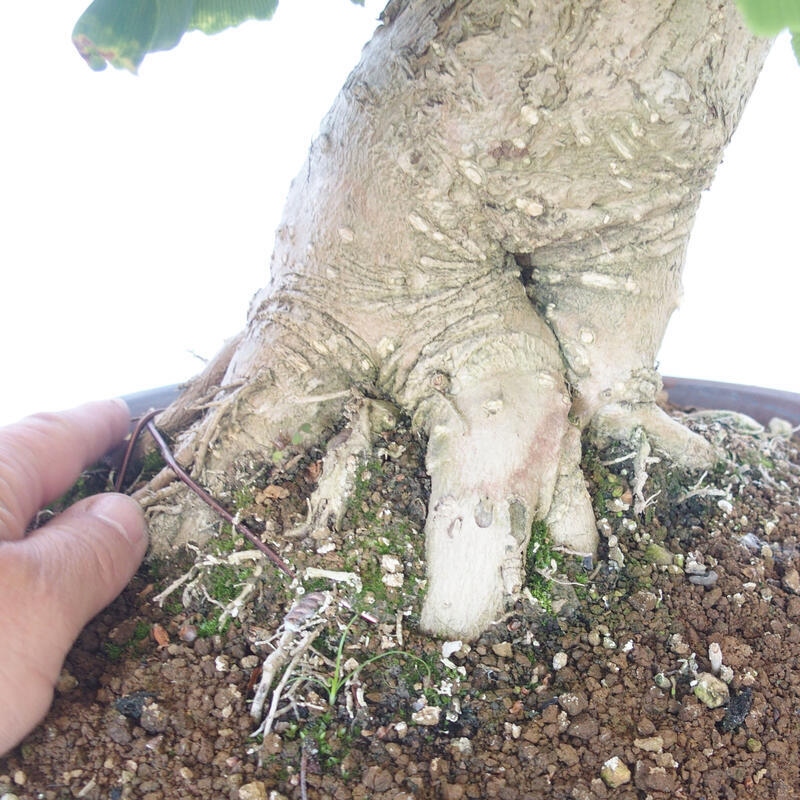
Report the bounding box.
[2,403,799,800]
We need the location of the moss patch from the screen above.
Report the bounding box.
[525,520,564,613]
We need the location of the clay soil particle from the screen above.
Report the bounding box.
[2,408,799,800]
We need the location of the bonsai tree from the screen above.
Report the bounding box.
[73,0,793,639]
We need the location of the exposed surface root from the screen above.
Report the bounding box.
[150,548,268,623]
[590,401,721,471]
[544,425,598,556]
[287,397,398,540]
[154,332,243,435]
[417,368,571,639]
[136,361,739,641]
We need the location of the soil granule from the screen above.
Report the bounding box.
[1,404,799,800]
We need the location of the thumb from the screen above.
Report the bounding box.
[0,493,147,755]
[28,493,148,640]
[15,493,148,663]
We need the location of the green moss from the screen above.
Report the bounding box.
[525,520,563,613]
[45,466,109,518]
[103,642,124,661]
[303,576,334,593]
[233,486,255,510]
[207,563,248,603]
[196,617,218,638]
[212,524,240,554]
[165,600,184,617]
[337,457,426,609]
[145,556,165,582]
[132,620,151,642]
[346,460,382,528]
[359,555,389,603]
[139,449,166,481]
[197,612,230,638]
[100,619,153,662]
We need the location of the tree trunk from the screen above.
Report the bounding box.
[145,0,770,639]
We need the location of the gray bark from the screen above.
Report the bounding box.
[146,0,770,639]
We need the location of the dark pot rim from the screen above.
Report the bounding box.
[661,377,800,427]
[123,377,800,428]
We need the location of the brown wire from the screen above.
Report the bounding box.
[115,410,295,578]
[114,408,163,493]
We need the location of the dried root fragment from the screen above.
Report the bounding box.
[283,591,331,632]
[630,428,662,515]
[250,591,332,734]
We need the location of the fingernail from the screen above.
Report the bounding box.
[110,397,131,416]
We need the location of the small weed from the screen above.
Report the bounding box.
[309,615,431,706]
[297,713,356,772]
[271,449,287,465]
[743,448,775,471]
[292,422,313,446]
[271,422,314,463]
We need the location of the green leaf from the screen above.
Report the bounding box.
[150,1,195,52]
[73,0,159,72]
[73,0,279,72]
[793,30,800,61]
[734,0,800,36]
[189,0,279,36]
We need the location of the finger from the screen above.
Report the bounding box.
[19,492,148,643]
[0,399,131,540]
[0,492,147,755]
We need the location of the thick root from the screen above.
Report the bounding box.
[137,303,374,554]
[420,494,526,640]
[544,425,598,557]
[417,369,572,639]
[590,401,720,471]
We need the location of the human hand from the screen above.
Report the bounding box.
[0,399,148,756]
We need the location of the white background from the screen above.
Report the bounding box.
[1,1,798,426]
